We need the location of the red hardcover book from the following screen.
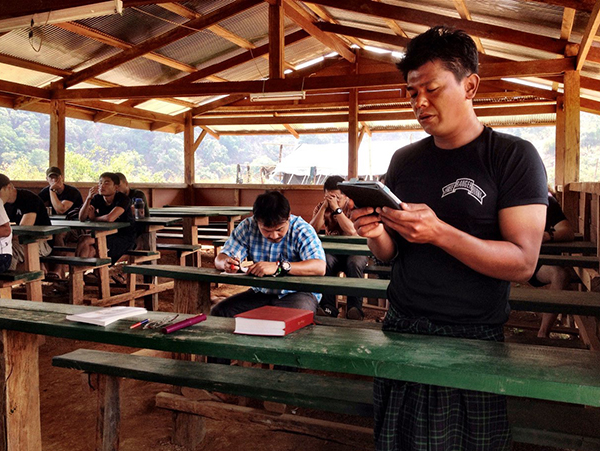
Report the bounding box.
[234,306,314,336]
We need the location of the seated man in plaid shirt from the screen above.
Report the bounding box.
[212,190,326,317]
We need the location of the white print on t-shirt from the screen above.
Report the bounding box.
[441,178,487,205]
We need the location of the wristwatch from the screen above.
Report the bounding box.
[332,207,343,216]
[274,260,291,277]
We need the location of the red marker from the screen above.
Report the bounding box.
[162,314,207,334]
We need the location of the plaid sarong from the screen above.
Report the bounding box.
[374,304,511,451]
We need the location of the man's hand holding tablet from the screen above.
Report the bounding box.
[338,181,402,210]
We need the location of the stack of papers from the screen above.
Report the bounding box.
[66,306,147,326]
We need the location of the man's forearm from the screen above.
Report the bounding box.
[288,258,326,276]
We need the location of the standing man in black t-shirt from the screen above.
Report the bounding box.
[76,172,135,264]
[0,174,53,271]
[39,166,83,217]
[351,27,548,451]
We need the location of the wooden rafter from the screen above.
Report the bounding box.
[561,8,576,40]
[522,0,595,13]
[373,0,409,39]
[304,0,580,59]
[269,0,285,79]
[451,0,485,53]
[576,0,600,71]
[283,0,356,63]
[61,0,262,88]
[282,123,300,138]
[51,58,576,100]
[303,3,366,48]
[317,22,409,49]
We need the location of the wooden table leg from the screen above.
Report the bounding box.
[142,229,158,311]
[94,235,111,300]
[0,329,42,451]
[23,242,43,302]
[173,280,211,314]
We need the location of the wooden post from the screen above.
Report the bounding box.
[96,374,120,451]
[0,330,42,451]
[555,95,565,188]
[561,70,581,228]
[268,0,284,80]
[184,112,195,187]
[49,81,65,173]
[348,88,358,179]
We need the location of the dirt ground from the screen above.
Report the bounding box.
[36,249,575,451]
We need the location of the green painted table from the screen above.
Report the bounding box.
[150,206,252,238]
[122,265,600,318]
[12,225,71,301]
[321,241,372,256]
[2,298,600,450]
[319,234,367,245]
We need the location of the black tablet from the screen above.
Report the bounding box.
[338,181,402,210]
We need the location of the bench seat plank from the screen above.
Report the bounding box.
[40,256,112,267]
[3,300,600,407]
[156,244,202,252]
[53,349,373,416]
[0,270,44,282]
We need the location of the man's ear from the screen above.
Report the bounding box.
[464,73,480,100]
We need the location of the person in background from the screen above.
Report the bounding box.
[0,184,12,273]
[39,166,83,217]
[0,174,52,271]
[76,172,135,264]
[115,172,149,218]
[535,190,576,338]
[351,27,548,450]
[310,175,368,320]
[212,190,326,318]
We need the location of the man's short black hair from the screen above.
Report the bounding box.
[99,172,120,186]
[115,172,128,184]
[397,26,478,82]
[323,175,344,191]
[253,191,290,227]
[0,174,10,190]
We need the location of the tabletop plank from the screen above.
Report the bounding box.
[2,299,600,407]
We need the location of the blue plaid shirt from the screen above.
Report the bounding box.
[221,214,326,300]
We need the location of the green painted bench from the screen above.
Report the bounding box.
[0,270,45,298]
[53,348,600,451]
[537,254,599,268]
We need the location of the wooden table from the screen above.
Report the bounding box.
[321,241,372,256]
[541,240,597,255]
[122,265,600,319]
[12,225,70,301]
[150,206,252,239]
[3,298,600,450]
[50,220,131,300]
[319,234,367,245]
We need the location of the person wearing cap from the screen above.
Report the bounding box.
[0,173,52,271]
[39,166,83,217]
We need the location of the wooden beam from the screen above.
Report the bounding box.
[282,123,300,138]
[563,70,580,184]
[485,79,559,100]
[184,112,194,186]
[360,121,372,137]
[521,0,595,13]
[65,99,184,124]
[53,58,575,100]
[373,0,409,39]
[317,22,410,49]
[200,125,220,140]
[193,129,208,153]
[61,0,262,88]
[303,3,365,48]
[49,83,66,171]
[561,8,576,40]
[0,80,51,100]
[451,0,485,53]
[348,88,358,179]
[576,0,600,70]
[305,0,571,56]
[283,0,356,63]
[55,22,198,73]
[269,0,285,79]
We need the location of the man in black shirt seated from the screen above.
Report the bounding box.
[0,174,53,271]
[76,172,135,265]
[39,166,83,217]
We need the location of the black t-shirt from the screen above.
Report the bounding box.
[5,189,51,226]
[385,127,548,326]
[90,192,134,236]
[127,188,150,218]
[39,184,83,216]
[546,195,567,230]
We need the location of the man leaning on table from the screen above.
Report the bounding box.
[39,166,83,217]
[212,190,326,318]
[350,27,548,451]
[0,174,52,271]
[76,172,135,264]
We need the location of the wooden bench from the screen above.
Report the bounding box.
[40,256,112,304]
[53,348,600,451]
[0,270,45,298]
[156,243,202,267]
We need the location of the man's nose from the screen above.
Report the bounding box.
[413,92,428,109]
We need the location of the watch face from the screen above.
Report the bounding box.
[282,261,291,272]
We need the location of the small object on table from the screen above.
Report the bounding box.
[162,314,207,334]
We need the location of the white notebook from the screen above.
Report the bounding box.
[66,306,147,326]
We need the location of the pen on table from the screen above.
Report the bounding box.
[130,319,149,329]
[162,314,207,334]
